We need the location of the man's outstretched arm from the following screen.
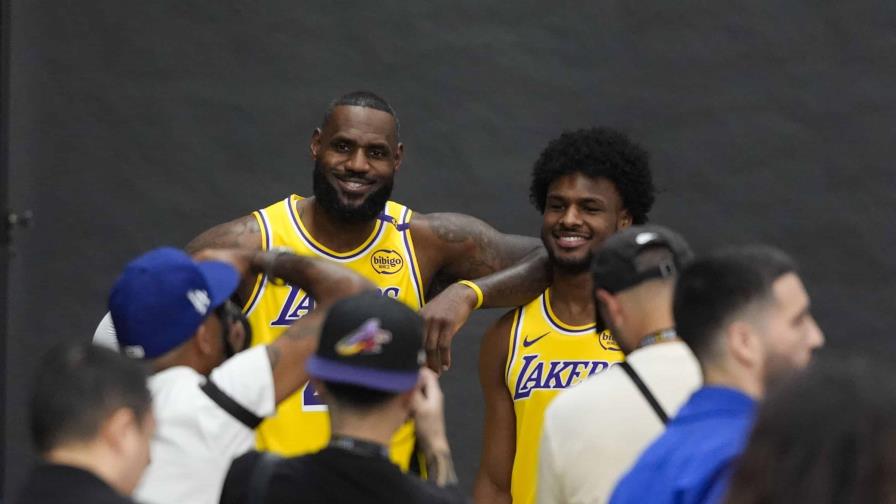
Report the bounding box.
[197,249,374,403]
[186,214,263,303]
[413,212,550,370]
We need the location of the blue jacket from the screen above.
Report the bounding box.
[609,386,756,504]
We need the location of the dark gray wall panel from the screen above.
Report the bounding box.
[7,0,896,497]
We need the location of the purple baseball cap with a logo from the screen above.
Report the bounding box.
[308,292,424,393]
[109,247,239,359]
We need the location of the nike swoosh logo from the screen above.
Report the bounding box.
[522,332,550,347]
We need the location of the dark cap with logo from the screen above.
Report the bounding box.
[592,224,693,294]
[307,291,424,393]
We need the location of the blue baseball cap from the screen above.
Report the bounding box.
[109,247,240,359]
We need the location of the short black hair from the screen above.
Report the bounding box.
[30,343,151,453]
[322,90,400,138]
[322,381,397,412]
[727,354,896,504]
[673,246,797,362]
[529,127,654,224]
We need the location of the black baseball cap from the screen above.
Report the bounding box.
[307,292,424,393]
[592,224,693,294]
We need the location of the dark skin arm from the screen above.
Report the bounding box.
[472,311,516,504]
[185,215,262,303]
[196,249,374,404]
[413,212,550,370]
[184,210,550,371]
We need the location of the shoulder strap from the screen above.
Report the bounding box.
[249,452,282,504]
[619,361,669,424]
[199,379,264,429]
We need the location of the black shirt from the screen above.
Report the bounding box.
[221,448,468,504]
[14,464,135,504]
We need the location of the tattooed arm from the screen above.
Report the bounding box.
[185,215,263,304]
[196,249,374,404]
[413,212,543,287]
[92,215,264,349]
[413,213,550,370]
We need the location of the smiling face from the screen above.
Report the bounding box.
[310,105,403,223]
[541,172,631,274]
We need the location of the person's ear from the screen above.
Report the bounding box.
[595,288,622,329]
[397,387,415,410]
[618,210,632,230]
[726,320,762,369]
[100,407,138,453]
[194,322,216,357]
[393,143,404,173]
[310,128,323,159]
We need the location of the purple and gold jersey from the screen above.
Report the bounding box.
[505,288,623,504]
[243,195,424,468]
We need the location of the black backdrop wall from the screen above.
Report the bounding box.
[6,0,896,497]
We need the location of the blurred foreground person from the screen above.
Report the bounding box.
[726,355,896,504]
[221,293,467,504]
[110,247,369,504]
[539,225,701,504]
[610,246,824,504]
[14,344,153,504]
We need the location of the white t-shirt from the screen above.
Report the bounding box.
[538,340,702,504]
[134,345,276,504]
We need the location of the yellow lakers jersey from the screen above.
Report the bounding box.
[243,195,425,468]
[505,288,623,504]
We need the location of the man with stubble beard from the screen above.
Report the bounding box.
[179,91,549,468]
[474,128,656,504]
[609,246,825,504]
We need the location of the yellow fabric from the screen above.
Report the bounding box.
[244,195,425,468]
[505,288,623,504]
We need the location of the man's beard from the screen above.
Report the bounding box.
[312,160,394,224]
[762,352,803,395]
[542,234,593,274]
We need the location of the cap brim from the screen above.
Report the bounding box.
[307,356,420,393]
[196,261,240,309]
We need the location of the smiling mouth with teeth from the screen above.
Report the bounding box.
[335,176,374,193]
[555,234,590,248]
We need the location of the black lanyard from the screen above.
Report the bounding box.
[620,327,679,425]
[329,435,390,460]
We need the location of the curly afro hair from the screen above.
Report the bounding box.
[529,127,655,224]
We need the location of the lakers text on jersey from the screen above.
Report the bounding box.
[505,288,623,504]
[243,195,425,468]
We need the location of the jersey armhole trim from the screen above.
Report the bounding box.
[400,206,426,308]
[505,308,524,384]
[242,210,271,316]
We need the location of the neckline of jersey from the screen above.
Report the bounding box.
[541,288,596,334]
[289,194,385,259]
